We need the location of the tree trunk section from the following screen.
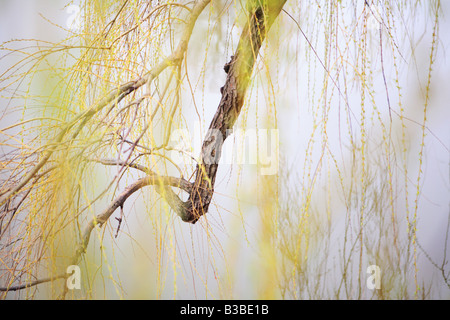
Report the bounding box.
[179,0,286,223]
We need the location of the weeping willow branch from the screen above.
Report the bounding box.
[170,0,287,223]
[0,0,211,208]
[89,158,193,193]
[0,0,210,295]
[70,173,189,265]
[0,162,191,294]
[0,0,287,295]
[0,274,67,292]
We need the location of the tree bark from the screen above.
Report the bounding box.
[177,0,286,223]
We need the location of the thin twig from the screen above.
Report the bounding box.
[0,274,66,292]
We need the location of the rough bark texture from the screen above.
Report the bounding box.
[176,0,286,223]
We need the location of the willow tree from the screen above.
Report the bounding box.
[0,0,448,299]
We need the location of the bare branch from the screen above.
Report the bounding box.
[0,165,192,294]
[0,274,66,292]
[177,0,287,223]
[89,158,193,193]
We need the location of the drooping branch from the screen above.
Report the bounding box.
[54,161,193,298]
[0,274,67,292]
[89,158,193,193]
[89,158,193,221]
[0,0,211,208]
[71,175,171,265]
[0,160,192,295]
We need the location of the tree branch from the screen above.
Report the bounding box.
[0,274,67,292]
[0,0,211,208]
[89,158,193,193]
[0,0,211,294]
[0,0,288,295]
[172,0,287,223]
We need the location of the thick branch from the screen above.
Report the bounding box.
[174,0,287,223]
